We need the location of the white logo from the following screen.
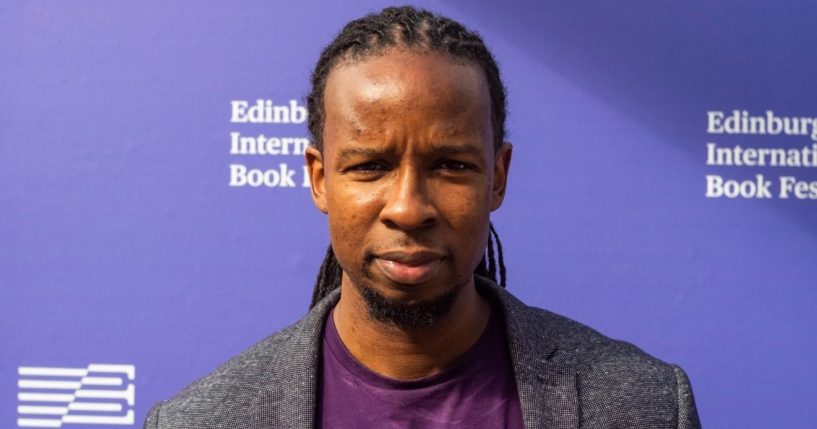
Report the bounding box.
[17,364,135,428]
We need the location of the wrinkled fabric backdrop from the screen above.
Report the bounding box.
[2,1,816,428]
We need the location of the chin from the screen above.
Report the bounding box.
[358,279,466,329]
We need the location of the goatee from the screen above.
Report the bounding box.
[359,282,463,329]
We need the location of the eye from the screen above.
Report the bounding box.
[346,161,389,173]
[435,159,471,171]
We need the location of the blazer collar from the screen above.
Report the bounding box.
[477,277,579,429]
[254,278,578,429]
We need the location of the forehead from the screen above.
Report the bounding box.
[322,50,491,142]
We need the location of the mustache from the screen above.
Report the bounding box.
[362,237,449,273]
[364,237,446,257]
[369,235,442,250]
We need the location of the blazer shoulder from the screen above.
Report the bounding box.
[520,304,673,370]
[146,313,320,429]
[484,276,666,370]
[519,305,700,428]
[173,320,302,397]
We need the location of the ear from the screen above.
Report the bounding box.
[305,146,328,214]
[490,142,513,211]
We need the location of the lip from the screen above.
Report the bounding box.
[373,250,446,285]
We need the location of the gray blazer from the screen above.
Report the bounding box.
[145,277,701,428]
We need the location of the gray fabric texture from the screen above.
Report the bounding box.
[144,277,701,429]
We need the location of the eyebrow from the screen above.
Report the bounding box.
[336,143,484,162]
[429,143,484,158]
[336,146,388,162]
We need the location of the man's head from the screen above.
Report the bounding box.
[305,6,512,328]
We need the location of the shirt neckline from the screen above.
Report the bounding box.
[322,305,499,390]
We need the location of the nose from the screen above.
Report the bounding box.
[379,167,438,230]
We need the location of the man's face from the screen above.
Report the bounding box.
[306,50,511,322]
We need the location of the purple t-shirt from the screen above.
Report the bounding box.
[318,307,525,428]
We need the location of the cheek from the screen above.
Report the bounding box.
[325,182,383,263]
[432,181,492,227]
[431,182,492,266]
[326,182,381,224]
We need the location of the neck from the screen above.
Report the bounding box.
[332,275,491,380]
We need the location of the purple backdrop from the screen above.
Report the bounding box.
[3,1,816,428]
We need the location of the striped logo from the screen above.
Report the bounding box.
[17,364,135,428]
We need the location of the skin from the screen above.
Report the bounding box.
[305,49,512,380]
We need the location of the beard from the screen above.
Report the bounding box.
[357,279,465,329]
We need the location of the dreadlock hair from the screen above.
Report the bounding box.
[308,6,509,308]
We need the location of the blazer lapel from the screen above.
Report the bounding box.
[479,278,580,429]
[511,354,579,429]
[251,290,341,429]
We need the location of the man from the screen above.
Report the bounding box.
[145,6,700,429]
